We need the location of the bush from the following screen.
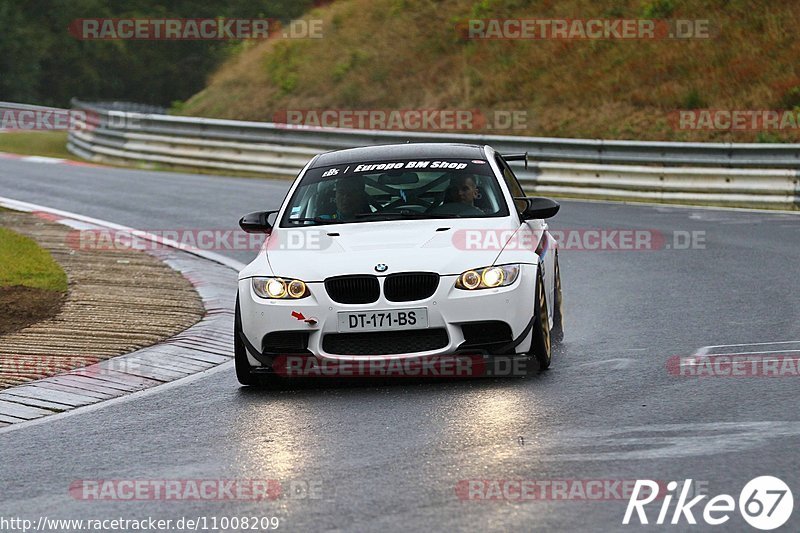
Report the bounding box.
[641,0,676,18]
[681,88,706,109]
[779,86,800,110]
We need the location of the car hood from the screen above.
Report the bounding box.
[251,218,521,281]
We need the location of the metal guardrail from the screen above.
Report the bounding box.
[60,99,800,209]
[1,100,65,112]
[74,101,169,114]
[2,100,167,114]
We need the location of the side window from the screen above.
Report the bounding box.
[496,156,527,213]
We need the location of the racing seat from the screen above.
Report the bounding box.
[473,186,491,212]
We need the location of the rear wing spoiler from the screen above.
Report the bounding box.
[501,152,528,170]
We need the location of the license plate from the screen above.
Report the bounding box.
[337,308,428,332]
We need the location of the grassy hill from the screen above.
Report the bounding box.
[181,0,800,142]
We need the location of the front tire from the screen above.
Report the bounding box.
[530,268,552,370]
[551,252,564,344]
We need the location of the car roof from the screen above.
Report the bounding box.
[310,143,486,168]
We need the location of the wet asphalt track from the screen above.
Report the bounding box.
[1,159,799,531]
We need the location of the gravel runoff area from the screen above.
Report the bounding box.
[0,208,205,389]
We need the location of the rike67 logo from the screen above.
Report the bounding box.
[623,477,793,530]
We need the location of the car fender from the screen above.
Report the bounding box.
[494,221,557,325]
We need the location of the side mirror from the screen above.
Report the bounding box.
[239,210,278,233]
[515,197,560,220]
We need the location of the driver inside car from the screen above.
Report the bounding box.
[330,176,372,221]
[429,174,485,216]
[445,174,480,206]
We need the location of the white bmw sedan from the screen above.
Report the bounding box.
[235,143,562,385]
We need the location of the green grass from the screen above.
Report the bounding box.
[181,0,800,143]
[0,131,74,160]
[0,227,68,292]
[0,131,294,179]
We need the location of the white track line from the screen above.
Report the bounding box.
[0,196,246,271]
[0,361,234,434]
[679,358,799,367]
[694,341,800,356]
[0,196,247,434]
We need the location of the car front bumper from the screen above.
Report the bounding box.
[238,264,538,367]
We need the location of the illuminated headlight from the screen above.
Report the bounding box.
[455,265,520,290]
[287,279,307,298]
[252,277,309,299]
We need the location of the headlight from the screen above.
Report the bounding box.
[455,264,520,290]
[252,277,310,299]
[287,279,307,298]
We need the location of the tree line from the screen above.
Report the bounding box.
[0,0,318,107]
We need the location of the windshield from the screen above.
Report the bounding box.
[281,158,509,226]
